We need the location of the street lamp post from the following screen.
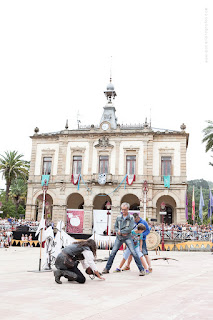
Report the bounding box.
[142,180,149,220]
[39,179,48,271]
[106,201,111,255]
[160,202,167,252]
[106,201,111,236]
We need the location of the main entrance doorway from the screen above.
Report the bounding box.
[160,206,173,224]
[157,195,176,224]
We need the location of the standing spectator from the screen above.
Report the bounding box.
[24,234,28,247]
[21,234,25,247]
[28,234,33,247]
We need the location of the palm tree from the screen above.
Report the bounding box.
[10,178,27,215]
[0,151,29,201]
[202,120,213,166]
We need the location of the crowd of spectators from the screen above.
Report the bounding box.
[149,223,212,240]
[0,217,39,231]
[0,219,13,248]
[150,223,212,232]
[0,217,55,248]
[1,217,212,247]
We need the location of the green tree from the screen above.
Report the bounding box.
[10,178,27,215]
[202,120,213,166]
[0,151,29,202]
[0,197,16,218]
[17,204,25,217]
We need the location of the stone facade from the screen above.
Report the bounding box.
[26,81,189,232]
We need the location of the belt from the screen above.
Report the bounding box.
[117,233,129,237]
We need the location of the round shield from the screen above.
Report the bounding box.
[146,231,161,250]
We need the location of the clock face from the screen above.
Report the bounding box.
[101,123,109,131]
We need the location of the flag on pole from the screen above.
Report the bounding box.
[199,187,205,221]
[208,190,213,219]
[192,186,195,221]
[35,217,46,237]
[185,191,188,220]
[41,175,50,186]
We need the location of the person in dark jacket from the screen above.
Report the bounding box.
[54,239,104,284]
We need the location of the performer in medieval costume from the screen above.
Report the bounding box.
[54,239,105,284]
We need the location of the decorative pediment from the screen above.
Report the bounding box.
[94,136,114,149]
[123,147,140,153]
[70,147,86,153]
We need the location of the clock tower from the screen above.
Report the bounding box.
[100,78,118,130]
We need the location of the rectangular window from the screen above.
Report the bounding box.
[43,157,52,175]
[99,155,109,174]
[161,156,172,176]
[73,156,82,175]
[126,155,136,174]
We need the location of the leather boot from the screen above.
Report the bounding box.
[62,270,78,282]
[54,270,63,284]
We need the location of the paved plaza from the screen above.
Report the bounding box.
[0,247,213,320]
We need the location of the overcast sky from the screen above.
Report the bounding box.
[0,0,212,189]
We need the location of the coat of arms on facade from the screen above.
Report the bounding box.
[95,136,114,149]
[98,173,107,185]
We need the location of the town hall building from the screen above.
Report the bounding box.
[26,79,189,234]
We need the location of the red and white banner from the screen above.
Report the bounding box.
[71,174,80,185]
[126,174,135,185]
[67,209,84,233]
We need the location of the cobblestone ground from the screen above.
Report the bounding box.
[0,247,213,320]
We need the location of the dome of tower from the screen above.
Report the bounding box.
[106,82,115,91]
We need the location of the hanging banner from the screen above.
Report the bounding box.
[71,174,80,185]
[126,174,135,185]
[163,175,170,188]
[41,175,50,186]
[93,210,112,235]
[67,209,84,233]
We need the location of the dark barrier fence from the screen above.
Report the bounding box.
[12,231,38,241]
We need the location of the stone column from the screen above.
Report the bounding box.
[146,206,153,221]
[177,207,186,224]
[83,205,93,234]
[111,205,121,231]
[88,141,94,175]
[143,141,148,176]
[180,139,187,177]
[139,205,144,219]
[174,207,179,224]
[25,204,37,220]
[28,139,37,179]
[37,207,43,221]
[57,139,67,179]
[52,205,67,225]
[115,141,120,175]
[147,138,153,178]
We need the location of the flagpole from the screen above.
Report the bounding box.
[39,229,43,271]
[192,186,195,225]
[106,202,111,256]
[211,189,212,225]
[201,187,203,224]
[39,180,47,271]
